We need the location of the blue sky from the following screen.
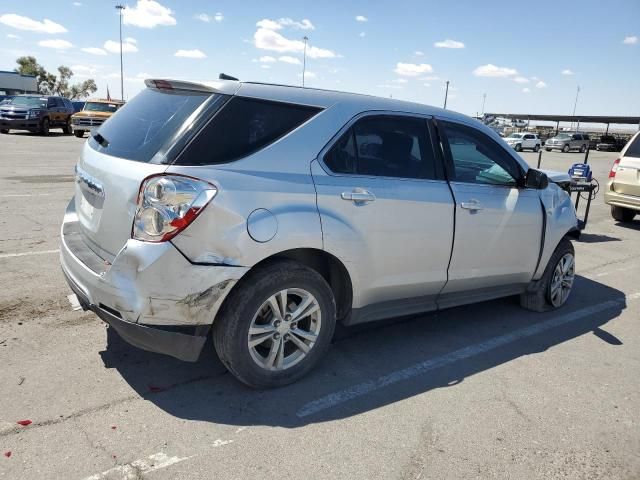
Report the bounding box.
[1,0,639,118]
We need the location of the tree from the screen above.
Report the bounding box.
[14,56,97,100]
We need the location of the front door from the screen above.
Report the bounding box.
[436,119,543,306]
[312,114,454,320]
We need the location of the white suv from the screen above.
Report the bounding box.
[504,132,541,152]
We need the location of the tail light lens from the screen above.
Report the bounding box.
[132,174,217,242]
[608,158,621,178]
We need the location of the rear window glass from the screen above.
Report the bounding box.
[625,134,640,158]
[89,88,213,162]
[177,97,322,165]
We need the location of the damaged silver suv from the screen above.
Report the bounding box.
[61,78,579,388]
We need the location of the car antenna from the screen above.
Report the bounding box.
[219,73,239,81]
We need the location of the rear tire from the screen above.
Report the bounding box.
[213,260,336,388]
[74,131,84,138]
[533,144,540,152]
[62,118,72,135]
[562,144,570,153]
[611,206,636,222]
[0,129,8,134]
[545,148,552,152]
[580,144,587,153]
[520,237,575,312]
[515,143,522,152]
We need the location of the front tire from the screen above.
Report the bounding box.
[213,260,336,388]
[515,143,522,152]
[562,144,570,153]
[63,118,72,134]
[40,118,50,136]
[74,131,84,138]
[611,206,636,222]
[545,148,552,152]
[580,144,587,153]
[520,238,575,312]
[0,129,8,134]
[533,144,540,152]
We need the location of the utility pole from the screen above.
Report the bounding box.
[116,4,125,102]
[571,85,580,131]
[443,80,450,109]
[302,36,309,87]
[481,93,486,115]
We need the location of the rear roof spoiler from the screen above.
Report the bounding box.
[144,79,219,93]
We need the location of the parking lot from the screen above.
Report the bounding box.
[1,132,639,479]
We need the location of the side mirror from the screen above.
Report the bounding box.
[524,169,548,189]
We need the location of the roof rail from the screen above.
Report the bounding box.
[144,79,218,93]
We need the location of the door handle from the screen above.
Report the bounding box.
[341,190,375,203]
[460,199,483,211]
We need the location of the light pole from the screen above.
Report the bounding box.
[302,36,308,87]
[116,4,125,101]
[571,85,580,131]
[481,93,486,116]
[443,80,450,109]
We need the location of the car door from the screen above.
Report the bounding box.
[311,113,454,321]
[523,134,534,149]
[435,119,543,307]
[571,134,581,150]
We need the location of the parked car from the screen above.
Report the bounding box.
[71,99,124,138]
[504,132,541,152]
[60,79,579,388]
[0,95,13,105]
[0,95,75,135]
[72,101,86,113]
[604,131,640,222]
[596,135,624,152]
[545,132,590,153]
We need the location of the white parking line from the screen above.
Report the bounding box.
[81,452,192,480]
[0,249,59,259]
[297,292,639,418]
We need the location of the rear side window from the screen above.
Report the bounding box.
[625,134,640,158]
[324,116,437,180]
[177,97,322,165]
[89,87,213,163]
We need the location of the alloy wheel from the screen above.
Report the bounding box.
[549,253,575,307]
[247,288,322,371]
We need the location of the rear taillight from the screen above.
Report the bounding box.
[132,174,217,242]
[608,158,621,178]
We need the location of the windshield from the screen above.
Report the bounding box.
[89,87,216,162]
[8,96,47,108]
[84,102,120,113]
[507,133,523,139]
[556,133,571,139]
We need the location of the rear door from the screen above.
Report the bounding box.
[436,119,543,305]
[312,113,454,315]
[613,132,640,197]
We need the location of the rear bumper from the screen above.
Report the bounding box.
[60,199,249,361]
[0,118,39,130]
[604,188,640,212]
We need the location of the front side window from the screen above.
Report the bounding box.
[324,116,436,180]
[441,121,521,187]
[178,97,322,165]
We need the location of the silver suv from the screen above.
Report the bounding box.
[545,132,590,153]
[60,79,579,388]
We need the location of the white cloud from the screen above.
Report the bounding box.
[359,32,366,38]
[82,47,107,55]
[256,19,282,30]
[535,80,547,88]
[394,62,433,76]
[298,71,317,79]
[473,64,518,78]
[73,2,82,6]
[513,76,529,83]
[278,55,301,65]
[71,64,98,77]
[0,14,67,34]
[434,39,465,49]
[6,33,20,39]
[355,15,368,22]
[522,87,530,93]
[623,35,638,45]
[123,0,176,28]
[415,51,424,56]
[259,56,276,63]
[104,39,138,53]
[38,39,73,49]
[278,18,314,30]
[175,49,206,59]
[197,12,224,23]
[254,27,336,58]
[561,69,574,75]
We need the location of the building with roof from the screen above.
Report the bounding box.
[0,71,38,95]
